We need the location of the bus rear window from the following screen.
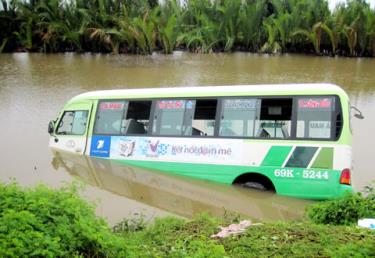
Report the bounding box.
[296,97,335,139]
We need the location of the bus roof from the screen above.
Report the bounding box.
[69,83,348,103]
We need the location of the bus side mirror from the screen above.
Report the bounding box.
[351,106,364,120]
[48,120,55,135]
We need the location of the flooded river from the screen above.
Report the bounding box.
[0,52,374,224]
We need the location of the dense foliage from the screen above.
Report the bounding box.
[306,188,375,225]
[1,0,374,56]
[0,182,127,257]
[0,181,374,257]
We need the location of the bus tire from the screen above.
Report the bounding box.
[240,181,267,191]
[233,173,275,192]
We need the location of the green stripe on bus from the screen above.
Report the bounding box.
[261,146,292,167]
[311,147,333,169]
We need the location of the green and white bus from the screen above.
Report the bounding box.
[48,83,354,199]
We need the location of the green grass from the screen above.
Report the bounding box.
[0,181,374,257]
[120,215,375,257]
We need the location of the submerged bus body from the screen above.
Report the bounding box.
[48,84,353,199]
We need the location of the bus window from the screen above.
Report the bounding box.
[152,100,194,136]
[257,99,292,139]
[56,110,88,135]
[94,100,128,135]
[122,101,152,135]
[191,99,217,136]
[219,98,260,137]
[296,97,334,139]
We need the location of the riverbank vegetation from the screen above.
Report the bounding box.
[0,182,127,257]
[1,0,375,57]
[1,181,374,257]
[306,190,375,225]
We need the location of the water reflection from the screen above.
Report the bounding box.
[52,151,311,221]
[1,52,375,222]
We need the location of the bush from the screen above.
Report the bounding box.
[0,181,127,257]
[113,213,147,233]
[306,192,375,225]
[121,214,227,257]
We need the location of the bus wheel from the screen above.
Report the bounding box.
[240,182,267,191]
[233,173,275,192]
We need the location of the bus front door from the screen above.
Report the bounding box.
[49,102,93,155]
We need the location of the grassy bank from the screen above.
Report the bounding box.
[1,0,375,57]
[0,181,374,257]
[121,216,375,257]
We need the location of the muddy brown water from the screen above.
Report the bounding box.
[0,52,374,224]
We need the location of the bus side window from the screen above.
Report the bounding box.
[151,99,217,137]
[219,98,260,137]
[122,101,152,135]
[152,100,193,136]
[191,99,217,137]
[94,101,128,135]
[257,98,293,139]
[56,111,88,135]
[296,97,334,139]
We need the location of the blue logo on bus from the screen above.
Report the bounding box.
[90,136,111,157]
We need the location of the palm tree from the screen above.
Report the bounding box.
[177,0,221,53]
[89,27,122,54]
[332,0,374,56]
[128,8,158,54]
[261,16,281,54]
[1,0,29,52]
[214,0,241,52]
[293,21,335,55]
[237,1,266,51]
[158,14,177,54]
[364,7,375,56]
